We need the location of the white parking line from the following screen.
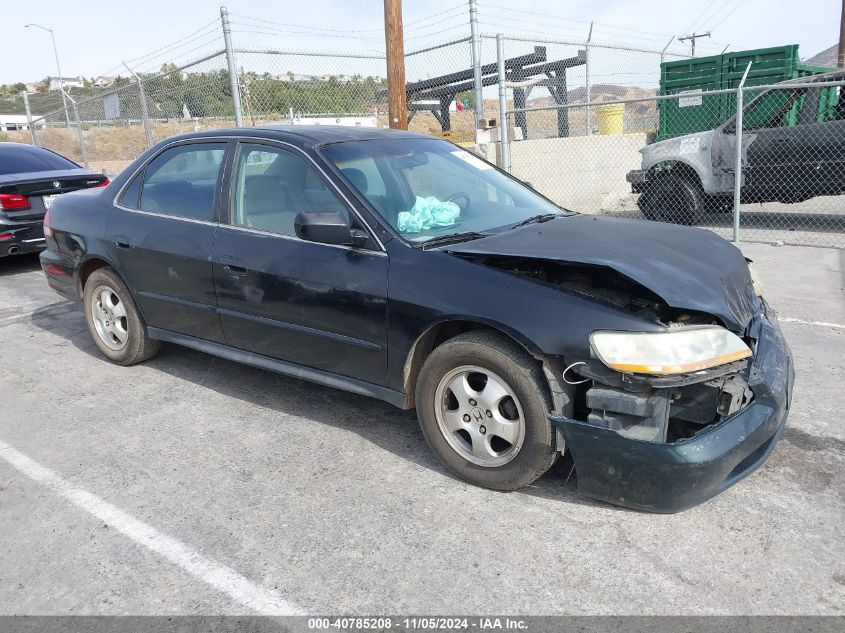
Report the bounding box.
[0,439,307,616]
[779,317,845,331]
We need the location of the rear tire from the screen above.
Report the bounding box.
[83,267,160,366]
[638,173,705,225]
[415,331,558,491]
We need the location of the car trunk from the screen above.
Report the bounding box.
[0,169,107,221]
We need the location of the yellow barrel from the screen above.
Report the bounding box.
[596,103,625,135]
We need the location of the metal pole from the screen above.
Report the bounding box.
[21,91,37,145]
[25,24,71,127]
[585,21,593,135]
[660,36,675,65]
[732,62,752,242]
[496,34,510,172]
[65,91,89,169]
[469,0,484,127]
[48,29,71,128]
[839,0,845,68]
[220,6,244,126]
[123,63,154,149]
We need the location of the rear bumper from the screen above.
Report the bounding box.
[39,249,81,302]
[551,308,794,513]
[0,218,46,257]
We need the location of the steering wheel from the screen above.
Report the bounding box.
[447,192,471,213]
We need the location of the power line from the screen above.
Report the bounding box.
[229,3,465,35]
[707,0,751,31]
[94,18,221,79]
[683,0,721,35]
[484,2,677,40]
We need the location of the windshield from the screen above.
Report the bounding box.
[320,137,565,243]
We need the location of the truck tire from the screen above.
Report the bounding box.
[638,173,705,226]
[415,330,558,491]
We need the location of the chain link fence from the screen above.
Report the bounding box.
[2,7,842,248]
[493,53,845,248]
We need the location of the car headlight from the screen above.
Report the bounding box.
[748,262,764,296]
[590,326,752,376]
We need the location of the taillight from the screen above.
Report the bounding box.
[0,193,31,210]
[43,208,52,237]
[95,178,110,187]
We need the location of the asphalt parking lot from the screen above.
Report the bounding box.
[0,243,843,616]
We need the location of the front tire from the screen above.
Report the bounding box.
[415,331,558,491]
[638,173,705,225]
[83,267,160,366]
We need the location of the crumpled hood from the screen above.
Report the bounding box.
[446,215,760,332]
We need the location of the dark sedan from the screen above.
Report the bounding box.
[0,142,108,258]
[39,126,794,512]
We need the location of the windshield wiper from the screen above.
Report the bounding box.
[416,231,488,249]
[511,213,560,229]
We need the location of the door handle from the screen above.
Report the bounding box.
[224,263,247,275]
[220,255,247,276]
[113,235,130,249]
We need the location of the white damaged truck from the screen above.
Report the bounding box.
[627,71,845,224]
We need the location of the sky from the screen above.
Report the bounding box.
[1,0,840,84]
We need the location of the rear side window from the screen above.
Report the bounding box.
[138,143,227,221]
[119,171,143,209]
[0,146,79,175]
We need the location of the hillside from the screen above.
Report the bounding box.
[526,84,656,108]
[805,44,839,68]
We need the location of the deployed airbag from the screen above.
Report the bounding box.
[397,196,460,233]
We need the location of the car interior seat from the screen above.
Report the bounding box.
[242,175,296,235]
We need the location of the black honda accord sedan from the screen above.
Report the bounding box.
[40,126,793,512]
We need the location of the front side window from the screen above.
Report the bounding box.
[229,142,349,237]
[321,137,563,243]
[742,88,808,130]
[138,143,226,221]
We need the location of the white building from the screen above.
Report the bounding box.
[94,76,117,88]
[48,76,84,91]
[0,114,46,132]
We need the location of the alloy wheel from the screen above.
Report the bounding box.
[434,365,526,467]
[91,285,129,351]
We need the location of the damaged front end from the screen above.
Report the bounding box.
[554,303,793,513]
[452,248,793,512]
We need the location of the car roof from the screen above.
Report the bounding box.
[0,142,56,152]
[156,125,434,150]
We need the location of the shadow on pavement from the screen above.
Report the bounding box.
[0,252,42,277]
[28,302,611,511]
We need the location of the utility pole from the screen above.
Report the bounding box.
[838,0,845,68]
[678,31,711,57]
[384,0,408,129]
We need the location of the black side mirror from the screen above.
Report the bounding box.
[294,211,368,248]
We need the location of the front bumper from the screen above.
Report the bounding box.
[0,218,46,257]
[626,168,649,193]
[551,308,794,513]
